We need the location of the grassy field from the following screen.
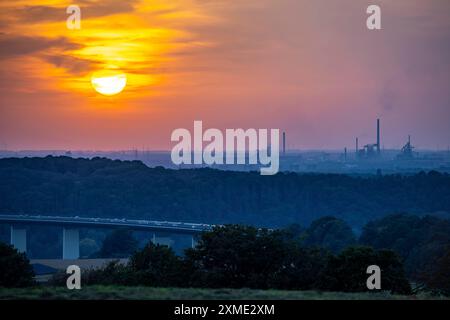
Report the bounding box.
[0,286,447,300]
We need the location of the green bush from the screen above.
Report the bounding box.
[302,216,357,253]
[419,247,450,296]
[360,213,450,279]
[129,243,184,287]
[49,260,132,286]
[51,244,184,287]
[0,242,35,288]
[316,246,412,294]
[268,246,331,290]
[184,225,289,289]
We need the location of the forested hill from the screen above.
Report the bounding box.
[1,156,449,229]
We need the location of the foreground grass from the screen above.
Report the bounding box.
[0,286,447,300]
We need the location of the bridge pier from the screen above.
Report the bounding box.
[63,228,79,259]
[10,226,27,253]
[191,235,197,248]
[152,233,174,247]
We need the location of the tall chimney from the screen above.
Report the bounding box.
[282,131,286,155]
[356,137,359,153]
[376,118,380,154]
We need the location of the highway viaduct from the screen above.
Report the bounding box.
[0,214,213,259]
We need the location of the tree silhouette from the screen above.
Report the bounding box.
[0,242,35,287]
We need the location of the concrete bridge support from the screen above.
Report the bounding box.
[10,226,27,253]
[191,235,197,248]
[151,232,174,248]
[63,228,79,259]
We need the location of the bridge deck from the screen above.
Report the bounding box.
[0,214,213,234]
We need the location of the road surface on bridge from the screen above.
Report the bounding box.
[0,214,213,234]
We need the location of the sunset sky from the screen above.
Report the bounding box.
[0,0,449,150]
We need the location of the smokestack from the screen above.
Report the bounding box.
[356,137,359,153]
[282,131,286,155]
[377,118,380,154]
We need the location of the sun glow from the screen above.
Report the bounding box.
[91,71,127,96]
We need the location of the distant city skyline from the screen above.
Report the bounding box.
[1,0,449,151]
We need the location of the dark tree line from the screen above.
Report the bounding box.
[85,214,449,294]
[359,213,450,286]
[2,218,448,295]
[1,156,450,229]
[48,225,412,295]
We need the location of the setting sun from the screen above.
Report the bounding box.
[91,72,127,96]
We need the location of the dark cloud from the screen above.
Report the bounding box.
[78,0,139,18]
[0,35,81,59]
[42,54,98,75]
[14,5,62,23]
[13,0,140,23]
